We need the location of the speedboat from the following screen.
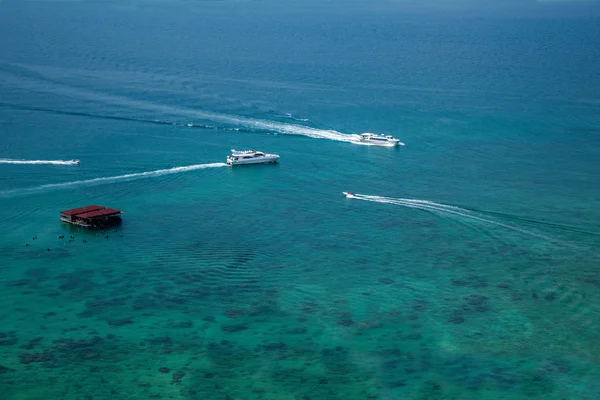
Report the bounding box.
[358,133,402,147]
[343,192,356,198]
[226,149,279,166]
[71,159,80,165]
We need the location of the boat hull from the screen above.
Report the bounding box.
[358,139,400,147]
[227,156,279,166]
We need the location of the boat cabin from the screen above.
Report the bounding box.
[229,150,265,160]
[360,133,397,142]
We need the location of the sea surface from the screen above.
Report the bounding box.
[1,1,600,399]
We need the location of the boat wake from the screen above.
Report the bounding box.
[344,193,565,244]
[0,102,258,134]
[0,163,227,198]
[240,119,361,143]
[0,75,365,144]
[277,113,310,122]
[0,158,79,166]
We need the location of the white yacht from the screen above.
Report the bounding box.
[226,149,280,166]
[358,133,402,147]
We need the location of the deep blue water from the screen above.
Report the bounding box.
[1,1,600,399]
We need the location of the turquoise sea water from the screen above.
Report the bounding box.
[2,2,600,399]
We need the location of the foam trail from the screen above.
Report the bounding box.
[347,193,563,244]
[0,163,227,198]
[0,158,78,166]
[1,74,364,143]
[239,118,361,142]
[0,102,259,134]
[279,113,310,122]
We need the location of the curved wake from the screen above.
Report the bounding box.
[0,163,227,198]
[345,193,565,244]
[0,158,79,166]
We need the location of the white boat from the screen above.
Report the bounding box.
[71,159,80,165]
[226,149,279,166]
[343,192,356,198]
[358,133,402,147]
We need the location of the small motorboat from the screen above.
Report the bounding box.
[71,159,80,165]
[343,192,356,198]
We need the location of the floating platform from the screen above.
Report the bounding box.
[60,205,122,229]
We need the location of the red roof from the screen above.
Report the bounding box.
[60,205,104,216]
[76,208,121,219]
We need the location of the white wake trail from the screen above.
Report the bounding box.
[2,73,363,143]
[242,119,361,143]
[0,163,227,197]
[348,193,561,244]
[0,158,78,166]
